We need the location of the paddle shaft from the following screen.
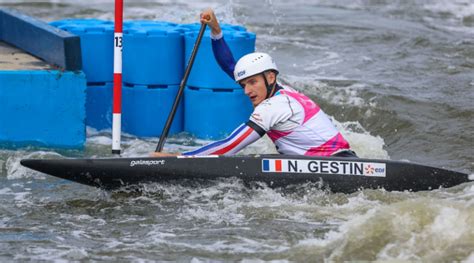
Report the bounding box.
[155,23,207,152]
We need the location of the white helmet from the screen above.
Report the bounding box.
[233,52,278,82]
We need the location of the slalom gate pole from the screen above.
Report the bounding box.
[155,23,207,152]
[112,0,123,155]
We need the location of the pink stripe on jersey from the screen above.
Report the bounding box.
[267,130,292,142]
[280,90,320,124]
[304,133,350,156]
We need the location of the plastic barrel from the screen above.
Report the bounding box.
[184,86,253,139]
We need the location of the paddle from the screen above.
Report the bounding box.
[155,23,207,152]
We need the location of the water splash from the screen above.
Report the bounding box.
[6,150,62,179]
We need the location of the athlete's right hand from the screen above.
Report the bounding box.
[200,8,221,36]
[150,152,179,157]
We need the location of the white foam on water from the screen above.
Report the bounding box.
[86,127,113,145]
[76,214,107,226]
[303,51,343,72]
[429,207,467,241]
[284,76,374,110]
[379,203,474,261]
[168,182,250,225]
[297,207,378,248]
[6,150,62,180]
[465,252,474,263]
[0,185,33,208]
[278,77,389,159]
[14,246,90,261]
[0,187,13,195]
[241,259,289,263]
[149,236,290,254]
[422,0,474,34]
[139,180,331,254]
[335,120,389,159]
[424,0,474,20]
[63,248,89,261]
[293,195,474,261]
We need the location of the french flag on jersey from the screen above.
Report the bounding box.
[262,159,283,172]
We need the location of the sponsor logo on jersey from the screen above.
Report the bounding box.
[262,159,386,177]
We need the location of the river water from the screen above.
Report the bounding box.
[1,0,473,261]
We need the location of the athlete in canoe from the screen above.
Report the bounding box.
[152,9,357,158]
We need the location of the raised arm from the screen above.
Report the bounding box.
[200,8,236,80]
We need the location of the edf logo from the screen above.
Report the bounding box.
[237,70,246,77]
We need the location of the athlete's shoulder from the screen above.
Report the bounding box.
[253,94,288,114]
[250,88,294,131]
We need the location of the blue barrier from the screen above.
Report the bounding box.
[124,20,177,29]
[123,27,184,85]
[0,8,82,70]
[184,30,256,89]
[86,82,185,136]
[122,84,183,137]
[184,87,253,139]
[50,19,112,27]
[178,23,247,33]
[38,18,257,140]
[52,20,114,83]
[86,82,113,131]
[0,70,86,148]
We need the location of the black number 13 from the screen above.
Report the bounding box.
[114,36,123,48]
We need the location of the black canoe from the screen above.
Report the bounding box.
[20,155,471,193]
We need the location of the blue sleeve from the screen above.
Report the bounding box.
[212,37,236,80]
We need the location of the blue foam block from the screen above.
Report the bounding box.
[0,70,86,149]
[184,87,253,139]
[184,30,256,89]
[0,8,82,70]
[51,20,114,83]
[124,20,178,29]
[50,19,112,28]
[122,84,183,137]
[86,82,113,131]
[178,23,247,33]
[123,27,184,85]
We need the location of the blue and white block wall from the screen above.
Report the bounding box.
[0,8,86,149]
[183,26,255,139]
[52,20,186,137]
[0,71,86,148]
[122,22,184,137]
[51,19,256,139]
[51,19,115,132]
[0,8,257,149]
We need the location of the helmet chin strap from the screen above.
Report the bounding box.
[262,73,277,99]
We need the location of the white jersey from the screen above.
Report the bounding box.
[249,86,350,156]
[184,86,351,157]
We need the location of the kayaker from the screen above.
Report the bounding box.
[152,9,357,158]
